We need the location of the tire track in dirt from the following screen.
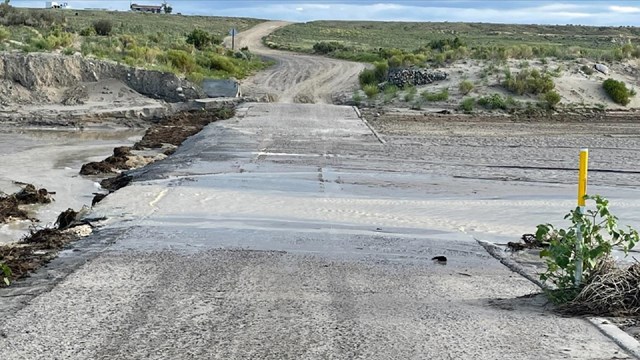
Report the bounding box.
[225,21,366,104]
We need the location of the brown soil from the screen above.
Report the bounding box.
[0,226,74,284]
[133,107,235,149]
[79,146,133,176]
[0,183,54,223]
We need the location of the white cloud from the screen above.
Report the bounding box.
[609,5,640,13]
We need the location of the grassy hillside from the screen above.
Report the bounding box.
[0,5,268,81]
[266,21,640,63]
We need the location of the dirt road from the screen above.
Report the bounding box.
[226,21,366,104]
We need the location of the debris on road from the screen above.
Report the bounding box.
[1,183,54,223]
[507,233,548,251]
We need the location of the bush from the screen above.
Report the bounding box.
[542,90,561,109]
[163,49,197,73]
[197,52,238,73]
[603,78,634,106]
[186,28,212,50]
[537,195,639,303]
[580,65,594,75]
[79,26,96,36]
[363,84,379,99]
[477,93,517,110]
[460,97,475,112]
[359,68,377,87]
[503,68,554,95]
[373,61,388,82]
[458,80,474,95]
[421,88,449,102]
[93,20,113,36]
[403,85,417,102]
[312,41,344,54]
[186,72,204,85]
[0,25,9,41]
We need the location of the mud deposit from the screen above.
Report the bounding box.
[0,127,145,244]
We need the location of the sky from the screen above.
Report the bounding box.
[11,0,640,26]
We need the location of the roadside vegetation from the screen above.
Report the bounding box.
[267,21,640,65]
[534,195,639,315]
[269,21,640,111]
[603,79,636,106]
[0,4,268,80]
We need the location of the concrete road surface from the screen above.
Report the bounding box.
[0,103,631,359]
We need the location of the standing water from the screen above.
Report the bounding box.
[0,127,146,244]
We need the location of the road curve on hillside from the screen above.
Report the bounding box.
[225,21,366,104]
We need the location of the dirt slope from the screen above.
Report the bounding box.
[226,21,366,104]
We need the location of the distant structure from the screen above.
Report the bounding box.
[130,3,163,13]
[45,1,69,8]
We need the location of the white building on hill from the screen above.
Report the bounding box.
[45,2,69,8]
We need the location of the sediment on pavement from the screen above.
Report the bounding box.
[0,104,236,286]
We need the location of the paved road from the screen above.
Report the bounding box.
[225,21,366,104]
[0,103,631,359]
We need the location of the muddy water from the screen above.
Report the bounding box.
[0,127,145,244]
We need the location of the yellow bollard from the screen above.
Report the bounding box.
[578,149,589,206]
[575,148,589,285]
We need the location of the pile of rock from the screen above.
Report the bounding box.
[385,68,448,88]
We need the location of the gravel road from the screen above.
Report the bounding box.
[227,21,366,104]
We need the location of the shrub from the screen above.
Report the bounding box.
[503,68,554,95]
[359,68,377,87]
[373,61,388,82]
[580,65,594,75]
[460,97,475,112]
[312,41,344,54]
[421,88,449,102]
[542,90,561,109]
[477,93,512,110]
[603,78,634,106]
[186,28,212,50]
[93,19,113,36]
[163,49,197,73]
[0,25,9,41]
[186,72,204,85]
[403,85,417,102]
[363,84,379,99]
[458,80,474,95]
[537,195,639,303]
[197,52,238,73]
[79,26,96,36]
[352,90,362,106]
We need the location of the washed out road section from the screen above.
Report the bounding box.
[0,103,629,359]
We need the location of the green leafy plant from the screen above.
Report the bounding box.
[542,90,561,109]
[459,97,475,112]
[1,262,11,286]
[186,28,213,50]
[603,78,634,106]
[363,84,379,99]
[421,88,449,102]
[537,195,639,302]
[458,79,474,95]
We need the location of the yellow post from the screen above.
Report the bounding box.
[578,149,589,206]
[575,148,589,285]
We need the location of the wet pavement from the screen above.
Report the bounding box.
[0,103,634,359]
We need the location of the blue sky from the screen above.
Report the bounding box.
[12,1,640,25]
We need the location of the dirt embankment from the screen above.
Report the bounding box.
[0,52,205,105]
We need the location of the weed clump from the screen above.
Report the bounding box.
[92,19,113,36]
[603,78,635,106]
[503,68,554,95]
